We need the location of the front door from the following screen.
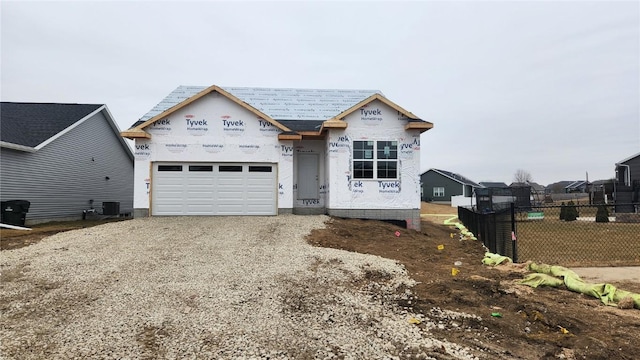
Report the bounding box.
[297,153,319,199]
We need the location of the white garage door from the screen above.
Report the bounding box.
[152,163,277,215]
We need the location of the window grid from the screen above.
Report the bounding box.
[352,140,398,180]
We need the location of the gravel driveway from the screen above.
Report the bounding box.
[1,215,477,359]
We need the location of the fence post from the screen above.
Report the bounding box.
[511,202,518,263]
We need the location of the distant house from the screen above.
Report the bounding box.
[546,181,575,194]
[479,182,508,189]
[615,152,640,209]
[510,181,545,202]
[510,181,545,193]
[0,102,134,224]
[591,179,614,204]
[564,181,588,193]
[420,169,482,203]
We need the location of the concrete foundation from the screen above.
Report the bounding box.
[326,208,421,231]
[133,208,150,218]
[293,207,326,215]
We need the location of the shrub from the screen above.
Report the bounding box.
[565,201,579,221]
[559,202,566,220]
[596,205,610,223]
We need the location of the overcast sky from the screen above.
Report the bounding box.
[2,0,638,186]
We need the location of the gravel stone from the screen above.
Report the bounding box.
[1,215,478,359]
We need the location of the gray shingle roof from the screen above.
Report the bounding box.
[1,102,102,147]
[138,86,383,125]
[430,169,482,187]
[479,182,509,188]
[618,152,640,164]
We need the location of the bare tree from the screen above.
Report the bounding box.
[513,169,533,184]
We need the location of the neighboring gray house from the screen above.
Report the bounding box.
[1,102,134,224]
[615,152,640,207]
[420,169,481,203]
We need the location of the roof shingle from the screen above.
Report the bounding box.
[1,102,102,147]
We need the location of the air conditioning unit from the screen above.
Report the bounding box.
[102,202,120,215]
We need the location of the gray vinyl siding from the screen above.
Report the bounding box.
[421,171,465,202]
[0,111,133,224]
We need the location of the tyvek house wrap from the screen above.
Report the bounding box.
[131,86,427,214]
[326,99,421,210]
[132,92,294,210]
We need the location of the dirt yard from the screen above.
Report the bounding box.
[308,203,640,360]
[2,205,639,359]
[0,219,125,250]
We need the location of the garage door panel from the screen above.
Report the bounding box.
[152,163,276,215]
[186,205,215,213]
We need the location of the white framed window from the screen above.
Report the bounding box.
[433,187,445,197]
[353,140,398,179]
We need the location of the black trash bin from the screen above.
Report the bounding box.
[1,200,31,226]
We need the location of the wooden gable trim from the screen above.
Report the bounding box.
[324,93,433,132]
[328,93,419,121]
[122,85,291,139]
[405,121,433,132]
[278,133,302,140]
[121,129,151,139]
[319,120,348,133]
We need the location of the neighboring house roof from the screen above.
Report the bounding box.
[426,169,482,188]
[510,181,545,192]
[547,180,574,189]
[1,102,102,148]
[122,85,433,139]
[479,182,508,188]
[0,102,133,159]
[565,180,587,190]
[591,179,614,186]
[529,182,545,192]
[617,152,640,165]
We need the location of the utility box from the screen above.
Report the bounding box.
[102,202,120,216]
[1,200,31,226]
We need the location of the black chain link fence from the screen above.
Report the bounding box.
[514,203,640,267]
[458,206,515,261]
[458,203,640,267]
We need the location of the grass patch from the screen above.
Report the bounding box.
[517,219,640,267]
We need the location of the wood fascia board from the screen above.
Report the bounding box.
[319,121,347,133]
[298,131,323,136]
[121,129,151,139]
[405,122,434,132]
[327,94,420,121]
[278,133,302,140]
[131,85,291,133]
